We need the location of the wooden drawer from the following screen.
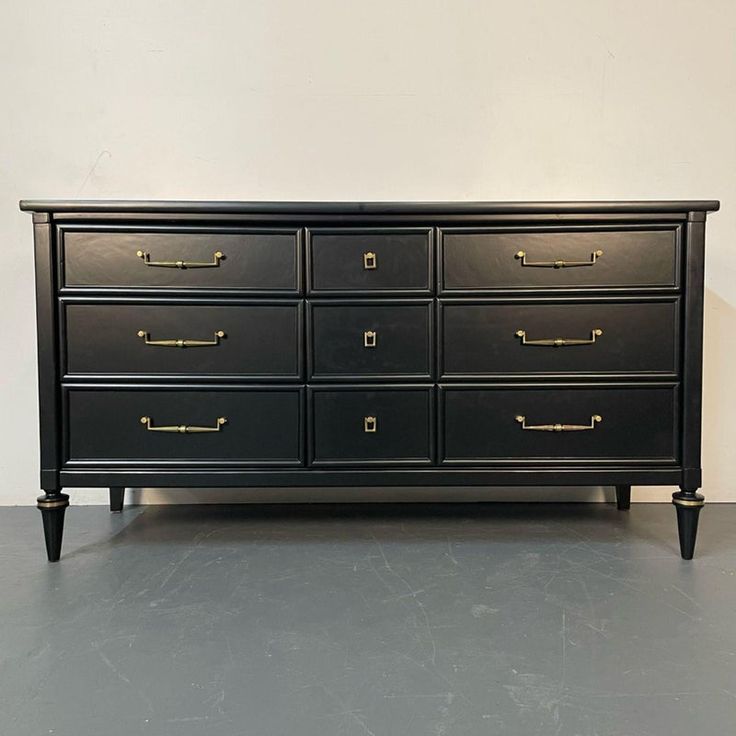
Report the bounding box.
[63,301,302,379]
[440,384,678,464]
[308,300,432,380]
[309,387,434,465]
[64,387,304,465]
[60,226,301,293]
[439,226,681,292]
[440,299,678,378]
[307,228,432,294]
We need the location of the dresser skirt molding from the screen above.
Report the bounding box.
[23,199,719,561]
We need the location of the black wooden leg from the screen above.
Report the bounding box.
[672,489,705,560]
[615,485,631,510]
[110,486,125,513]
[37,492,70,562]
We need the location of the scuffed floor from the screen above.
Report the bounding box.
[0,502,734,736]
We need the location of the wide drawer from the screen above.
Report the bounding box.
[440,226,681,292]
[64,387,304,465]
[440,299,678,378]
[310,387,434,465]
[60,226,301,292]
[307,228,432,294]
[309,300,432,380]
[441,385,678,464]
[63,301,302,379]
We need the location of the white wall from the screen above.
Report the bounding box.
[1,0,734,505]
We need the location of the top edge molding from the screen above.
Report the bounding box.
[19,199,720,215]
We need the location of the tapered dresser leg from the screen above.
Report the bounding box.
[615,485,631,510]
[672,489,705,560]
[37,492,70,562]
[110,487,125,513]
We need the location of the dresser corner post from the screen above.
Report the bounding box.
[109,487,125,513]
[31,209,65,560]
[37,491,70,562]
[615,485,631,510]
[674,209,708,560]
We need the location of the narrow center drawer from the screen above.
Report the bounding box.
[61,226,301,292]
[309,300,432,379]
[440,299,678,378]
[440,226,681,292]
[310,387,434,465]
[65,387,304,465]
[307,228,432,294]
[63,302,302,379]
[441,385,678,464]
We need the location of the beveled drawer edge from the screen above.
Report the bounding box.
[56,222,304,295]
[435,295,681,381]
[437,222,684,294]
[305,226,434,296]
[436,381,680,467]
[306,298,434,382]
[306,384,436,466]
[61,383,307,467]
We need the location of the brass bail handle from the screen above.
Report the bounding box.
[136,250,224,269]
[364,416,377,433]
[515,249,603,268]
[515,415,602,432]
[140,416,227,433]
[363,251,377,270]
[515,329,603,347]
[137,330,226,348]
[363,330,377,348]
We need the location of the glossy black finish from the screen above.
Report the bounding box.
[440,298,678,378]
[439,226,681,292]
[22,199,719,560]
[61,226,301,293]
[109,486,124,512]
[308,300,432,380]
[307,228,432,294]
[309,386,434,465]
[616,484,631,510]
[64,386,305,465]
[63,300,302,380]
[440,384,678,464]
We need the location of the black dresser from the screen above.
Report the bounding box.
[20,200,719,560]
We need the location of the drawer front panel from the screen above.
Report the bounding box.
[65,388,304,464]
[308,228,432,294]
[440,227,680,292]
[64,302,302,379]
[441,385,678,463]
[61,227,300,292]
[441,300,678,378]
[310,387,433,465]
[309,301,432,380]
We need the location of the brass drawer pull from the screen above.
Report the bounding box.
[140,416,227,433]
[515,414,602,432]
[363,251,377,270]
[363,330,377,348]
[137,330,225,348]
[515,249,603,268]
[364,416,377,433]
[515,328,603,347]
[136,250,224,269]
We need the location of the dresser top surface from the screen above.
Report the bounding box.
[19,199,720,215]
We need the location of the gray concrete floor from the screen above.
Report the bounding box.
[1,502,735,736]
